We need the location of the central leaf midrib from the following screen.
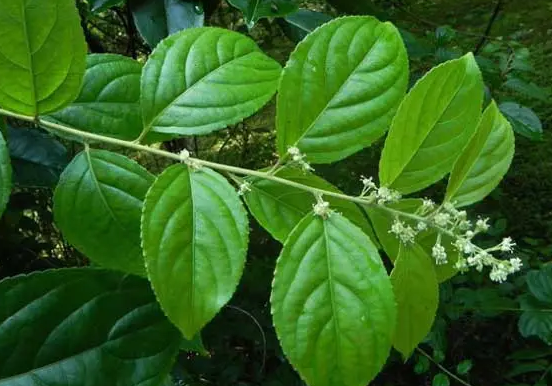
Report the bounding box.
[187,168,197,332]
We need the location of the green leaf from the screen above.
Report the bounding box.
[130,0,205,48]
[7,126,68,188]
[243,167,377,243]
[282,9,333,42]
[499,102,543,141]
[89,0,124,13]
[445,101,515,207]
[503,77,550,102]
[379,53,484,194]
[0,0,87,115]
[277,16,409,164]
[432,373,450,386]
[141,164,249,339]
[456,359,473,375]
[367,199,459,283]
[228,0,298,28]
[391,244,439,359]
[0,268,181,386]
[54,148,154,276]
[518,294,552,345]
[0,128,11,218]
[527,265,552,303]
[271,213,396,386]
[140,28,281,139]
[48,54,156,142]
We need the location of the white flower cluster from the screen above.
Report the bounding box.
[389,219,417,244]
[313,197,332,219]
[287,147,314,172]
[359,176,401,205]
[237,181,251,196]
[178,148,202,170]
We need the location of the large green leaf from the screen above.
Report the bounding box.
[0,128,11,218]
[379,53,484,194]
[228,0,298,28]
[0,0,86,115]
[391,244,439,359]
[527,265,552,304]
[54,149,154,276]
[277,16,408,164]
[141,164,249,339]
[0,268,181,386]
[7,126,68,188]
[140,28,281,139]
[519,294,552,345]
[243,167,377,243]
[271,213,395,386]
[48,54,147,141]
[499,102,543,141]
[130,0,205,48]
[446,101,514,207]
[366,199,459,282]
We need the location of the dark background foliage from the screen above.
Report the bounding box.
[0,0,551,385]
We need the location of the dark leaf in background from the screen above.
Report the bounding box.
[227,0,298,28]
[130,0,205,47]
[280,9,333,42]
[0,268,181,386]
[499,102,543,141]
[7,127,68,188]
[89,0,124,13]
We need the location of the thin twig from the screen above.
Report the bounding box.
[416,347,474,386]
[474,0,504,55]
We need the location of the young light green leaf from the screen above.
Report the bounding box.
[243,167,377,243]
[271,213,396,386]
[499,102,543,141]
[391,244,439,359]
[379,53,484,194]
[446,101,515,207]
[48,54,151,142]
[0,268,181,386]
[0,128,11,218]
[7,126,68,188]
[277,16,409,164]
[366,199,459,283]
[130,0,205,48]
[228,0,298,28]
[54,149,154,276]
[0,0,87,115]
[141,164,249,339]
[140,28,281,140]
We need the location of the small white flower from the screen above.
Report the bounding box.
[416,221,428,231]
[467,252,486,272]
[179,149,191,161]
[465,230,475,239]
[499,237,516,253]
[432,242,448,265]
[456,210,467,221]
[361,176,377,190]
[313,199,331,218]
[422,198,435,211]
[508,257,523,273]
[443,202,456,213]
[489,263,509,283]
[458,220,472,231]
[238,181,251,196]
[287,146,301,156]
[455,257,468,271]
[389,219,416,244]
[433,212,451,227]
[475,218,490,233]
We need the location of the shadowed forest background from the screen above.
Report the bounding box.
[0,0,551,385]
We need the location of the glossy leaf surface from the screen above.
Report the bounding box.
[446,101,514,207]
[0,129,11,218]
[49,54,146,141]
[272,213,395,386]
[277,16,409,163]
[0,268,181,386]
[367,199,459,282]
[7,126,68,188]
[499,102,543,141]
[379,53,484,194]
[54,149,154,276]
[0,0,86,115]
[130,0,205,48]
[243,167,377,243]
[391,244,439,358]
[142,165,249,339]
[140,28,281,138]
